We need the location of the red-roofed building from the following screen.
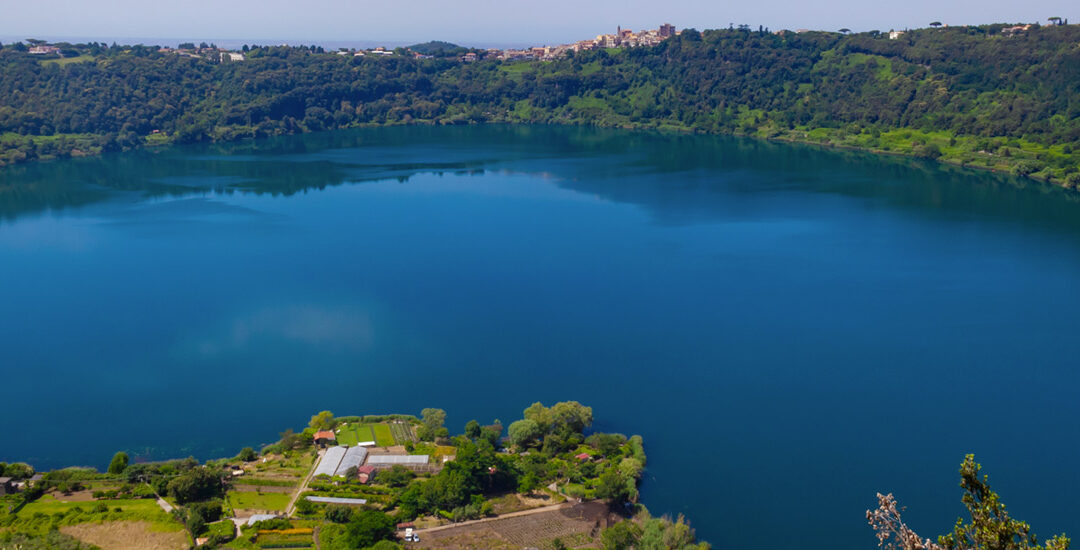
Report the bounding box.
[314,430,336,447]
[575,453,591,461]
[356,465,376,484]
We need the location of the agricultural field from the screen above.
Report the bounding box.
[238,452,312,487]
[389,421,417,443]
[336,423,374,446]
[337,422,396,446]
[415,502,610,550]
[61,520,189,550]
[369,423,395,447]
[254,527,314,548]
[227,491,291,512]
[20,494,166,517]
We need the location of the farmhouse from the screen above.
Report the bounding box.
[0,477,13,496]
[313,430,336,447]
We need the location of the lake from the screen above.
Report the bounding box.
[2,125,1078,549]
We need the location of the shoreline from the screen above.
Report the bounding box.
[3,119,1075,194]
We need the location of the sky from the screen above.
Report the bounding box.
[1,0,1075,48]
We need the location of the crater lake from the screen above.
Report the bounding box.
[2,125,1079,549]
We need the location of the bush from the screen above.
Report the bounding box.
[188,500,224,523]
[107,452,129,474]
[325,504,354,523]
[1064,172,1080,189]
[1013,160,1043,177]
[167,467,226,503]
[238,447,258,462]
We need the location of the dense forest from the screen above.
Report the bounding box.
[2,23,1079,186]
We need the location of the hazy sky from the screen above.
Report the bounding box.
[2,0,1075,47]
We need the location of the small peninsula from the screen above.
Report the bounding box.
[0,402,710,549]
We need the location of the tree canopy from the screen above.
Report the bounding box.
[2,26,1079,184]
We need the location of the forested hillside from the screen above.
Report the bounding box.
[2,23,1079,186]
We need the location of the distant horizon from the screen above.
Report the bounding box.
[2,0,1075,49]
[1,15,1074,53]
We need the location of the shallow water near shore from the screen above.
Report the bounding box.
[2,125,1079,549]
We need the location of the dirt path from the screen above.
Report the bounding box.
[286,447,325,517]
[149,485,174,514]
[415,502,575,534]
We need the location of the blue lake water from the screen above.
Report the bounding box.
[1,125,1079,549]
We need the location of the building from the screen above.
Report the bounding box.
[28,45,60,55]
[659,23,676,38]
[1001,24,1033,36]
[313,430,336,447]
[305,496,368,505]
[246,514,280,526]
[365,454,430,469]
[333,446,369,477]
[0,477,13,496]
[313,446,348,477]
[356,465,376,484]
[888,30,906,39]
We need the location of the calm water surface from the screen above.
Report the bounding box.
[2,125,1079,549]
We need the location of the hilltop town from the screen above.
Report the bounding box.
[17,18,1067,65]
[12,23,680,64]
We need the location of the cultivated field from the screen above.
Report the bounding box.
[337,422,397,446]
[228,491,291,512]
[61,521,188,550]
[21,494,166,517]
[415,502,611,550]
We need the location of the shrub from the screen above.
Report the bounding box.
[325,504,353,524]
[1013,160,1043,177]
[238,447,258,462]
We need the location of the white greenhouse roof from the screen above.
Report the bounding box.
[313,446,347,477]
[305,496,368,504]
[334,446,369,476]
[366,454,429,464]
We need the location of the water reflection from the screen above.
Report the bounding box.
[3,125,1078,238]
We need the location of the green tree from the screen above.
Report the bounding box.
[107,451,129,474]
[939,455,1069,550]
[602,520,642,549]
[596,470,636,508]
[345,509,396,548]
[309,410,335,431]
[166,467,226,504]
[237,447,257,462]
[869,455,1069,550]
[324,503,353,523]
[2,462,34,479]
[465,419,481,440]
[418,408,447,441]
[508,419,541,448]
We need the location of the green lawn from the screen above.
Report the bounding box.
[20,495,164,516]
[369,423,395,446]
[335,423,372,446]
[336,422,394,446]
[7,495,181,535]
[206,519,236,542]
[227,491,291,511]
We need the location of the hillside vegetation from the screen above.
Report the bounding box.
[1,24,1079,186]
